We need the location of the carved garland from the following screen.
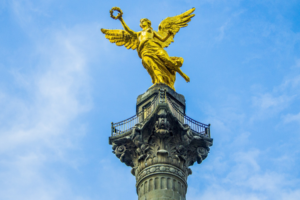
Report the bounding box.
[136,164,188,184]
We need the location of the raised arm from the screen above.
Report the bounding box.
[153,30,173,42]
[119,17,137,36]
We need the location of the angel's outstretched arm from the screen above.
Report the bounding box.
[120,17,137,36]
[153,31,173,42]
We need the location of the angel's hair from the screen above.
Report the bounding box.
[140,18,152,27]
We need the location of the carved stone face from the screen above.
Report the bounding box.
[154,117,171,138]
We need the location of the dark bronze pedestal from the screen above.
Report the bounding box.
[109,84,213,200]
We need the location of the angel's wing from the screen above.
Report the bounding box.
[101,29,139,50]
[155,8,195,48]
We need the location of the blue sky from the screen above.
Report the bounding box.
[0,0,300,199]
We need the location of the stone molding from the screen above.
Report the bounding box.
[136,164,187,187]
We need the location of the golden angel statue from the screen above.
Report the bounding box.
[101,7,195,90]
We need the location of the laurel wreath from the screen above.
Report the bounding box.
[110,7,123,20]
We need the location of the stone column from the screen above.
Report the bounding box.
[109,84,213,200]
[136,164,187,200]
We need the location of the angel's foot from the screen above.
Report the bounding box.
[183,74,190,82]
[170,56,184,68]
[175,57,184,68]
[178,57,184,65]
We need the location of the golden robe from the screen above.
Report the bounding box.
[137,30,183,91]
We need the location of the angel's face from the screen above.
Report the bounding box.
[140,20,149,29]
[140,21,149,29]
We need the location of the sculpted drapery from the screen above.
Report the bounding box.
[101,7,195,90]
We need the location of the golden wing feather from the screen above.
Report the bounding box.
[156,8,196,48]
[101,29,138,50]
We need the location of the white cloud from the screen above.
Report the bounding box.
[215,9,244,41]
[0,20,101,199]
[283,112,300,124]
[252,93,294,110]
[280,75,300,91]
[251,60,300,121]
[216,19,230,41]
[188,149,300,200]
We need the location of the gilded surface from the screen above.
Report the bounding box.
[101,7,196,90]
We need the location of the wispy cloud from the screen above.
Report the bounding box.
[215,9,244,41]
[0,3,102,197]
[250,60,300,122]
[252,93,294,110]
[283,112,300,124]
[188,148,300,200]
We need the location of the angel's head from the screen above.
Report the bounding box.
[140,18,152,29]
